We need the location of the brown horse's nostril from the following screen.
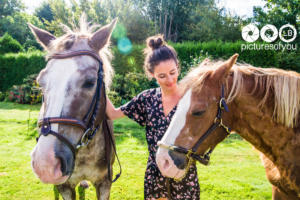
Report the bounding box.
[168,150,187,170]
[163,159,170,170]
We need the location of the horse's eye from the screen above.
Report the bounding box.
[192,110,206,116]
[82,79,96,89]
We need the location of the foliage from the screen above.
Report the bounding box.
[0,0,24,19]
[111,45,145,74]
[34,1,54,23]
[110,72,156,106]
[0,12,44,49]
[29,0,248,43]
[7,74,42,104]
[42,0,154,44]
[1,41,299,96]
[0,51,46,92]
[0,33,23,54]
[0,91,6,101]
[139,0,207,41]
[181,1,244,42]
[253,0,300,44]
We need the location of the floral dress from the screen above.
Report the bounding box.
[121,88,200,200]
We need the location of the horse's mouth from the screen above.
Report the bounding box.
[39,175,69,185]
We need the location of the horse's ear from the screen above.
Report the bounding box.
[28,23,56,50]
[211,53,239,82]
[89,18,117,52]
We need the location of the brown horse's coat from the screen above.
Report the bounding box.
[159,54,300,199]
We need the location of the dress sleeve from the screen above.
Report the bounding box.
[120,91,147,126]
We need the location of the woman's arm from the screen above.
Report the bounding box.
[106,96,125,120]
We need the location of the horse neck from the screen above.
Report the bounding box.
[224,73,300,165]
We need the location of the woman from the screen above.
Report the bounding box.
[106,35,200,200]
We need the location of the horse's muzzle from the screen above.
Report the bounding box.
[31,135,74,184]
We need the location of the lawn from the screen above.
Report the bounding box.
[0,102,272,199]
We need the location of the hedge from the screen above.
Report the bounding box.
[0,51,46,91]
[1,41,299,93]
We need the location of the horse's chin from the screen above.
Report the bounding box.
[39,175,69,185]
[161,167,186,180]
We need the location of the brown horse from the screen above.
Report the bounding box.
[29,17,117,200]
[156,54,300,199]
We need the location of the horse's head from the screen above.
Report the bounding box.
[156,54,238,180]
[29,19,116,184]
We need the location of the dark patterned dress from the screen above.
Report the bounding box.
[120,88,200,200]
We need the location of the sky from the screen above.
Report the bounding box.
[23,0,266,18]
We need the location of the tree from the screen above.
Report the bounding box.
[44,0,154,43]
[140,0,207,41]
[34,1,54,23]
[181,0,243,42]
[0,12,44,48]
[253,0,299,43]
[0,0,24,19]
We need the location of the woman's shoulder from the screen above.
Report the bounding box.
[139,87,160,98]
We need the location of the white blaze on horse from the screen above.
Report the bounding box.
[29,17,118,200]
[156,54,300,200]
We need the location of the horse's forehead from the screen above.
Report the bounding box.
[46,59,78,81]
[45,56,97,79]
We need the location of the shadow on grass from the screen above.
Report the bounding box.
[223,133,243,144]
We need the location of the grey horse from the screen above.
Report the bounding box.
[29,18,117,200]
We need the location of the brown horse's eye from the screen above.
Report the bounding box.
[82,79,96,89]
[192,110,206,116]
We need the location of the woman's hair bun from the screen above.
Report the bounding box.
[147,35,164,50]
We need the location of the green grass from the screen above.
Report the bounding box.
[0,102,272,199]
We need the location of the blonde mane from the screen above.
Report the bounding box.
[46,16,114,88]
[180,59,300,128]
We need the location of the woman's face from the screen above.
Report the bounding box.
[152,59,179,91]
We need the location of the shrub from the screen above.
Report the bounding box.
[7,74,42,104]
[0,33,23,54]
[0,91,6,101]
[110,72,156,105]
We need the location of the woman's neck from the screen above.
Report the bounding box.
[161,85,180,98]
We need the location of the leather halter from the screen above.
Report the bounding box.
[36,50,121,182]
[158,85,231,181]
[37,50,104,158]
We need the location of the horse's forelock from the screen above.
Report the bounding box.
[46,23,114,89]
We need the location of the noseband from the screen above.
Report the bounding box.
[158,85,231,181]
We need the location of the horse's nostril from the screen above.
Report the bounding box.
[56,156,66,175]
[168,150,187,170]
[163,159,170,169]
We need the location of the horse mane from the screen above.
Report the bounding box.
[46,16,114,88]
[179,59,300,128]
